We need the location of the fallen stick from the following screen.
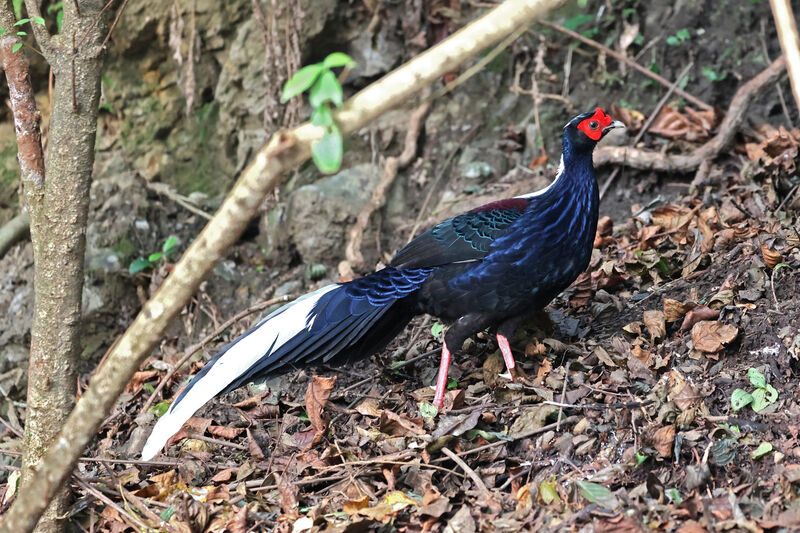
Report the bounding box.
[770,0,800,114]
[594,57,786,177]
[0,212,31,258]
[0,1,567,531]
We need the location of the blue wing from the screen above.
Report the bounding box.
[390,198,530,269]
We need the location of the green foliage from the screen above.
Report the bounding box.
[12,0,22,19]
[430,321,444,339]
[731,367,778,412]
[419,402,438,418]
[577,481,618,509]
[47,2,64,32]
[160,505,175,522]
[701,66,727,82]
[751,441,773,459]
[281,52,355,174]
[666,29,691,46]
[152,401,170,417]
[129,236,180,274]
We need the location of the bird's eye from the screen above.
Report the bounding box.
[589,121,599,129]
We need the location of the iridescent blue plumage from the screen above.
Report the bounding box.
[142,108,623,459]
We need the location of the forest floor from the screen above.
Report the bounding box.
[1,1,800,532]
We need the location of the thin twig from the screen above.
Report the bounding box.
[100,0,130,50]
[556,362,569,431]
[599,62,694,199]
[441,447,491,497]
[73,475,150,531]
[537,20,711,111]
[145,182,213,220]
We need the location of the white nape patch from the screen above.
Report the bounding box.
[516,155,564,199]
[141,284,339,460]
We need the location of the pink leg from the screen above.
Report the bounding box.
[497,333,516,374]
[433,342,452,409]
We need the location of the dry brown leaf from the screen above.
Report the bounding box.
[691,321,738,352]
[761,244,782,269]
[305,375,337,445]
[663,298,690,322]
[225,504,248,533]
[676,520,709,533]
[673,382,700,411]
[209,468,237,483]
[343,496,370,515]
[125,370,159,395]
[379,410,426,436]
[246,428,265,461]
[643,310,666,342]
[529,152,548,170]
[208,425,244,440]
[357,492,418,522]
[651,205,694,232]
[355,397,382,417]
[649,106,718,141]
[232,393,265,409]
[680,306,719,331]
[653,425,676,458]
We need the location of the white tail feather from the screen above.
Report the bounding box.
[141,285,338,460]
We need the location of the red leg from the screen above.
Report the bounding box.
[497,333,516,375]
[433,342,452,409]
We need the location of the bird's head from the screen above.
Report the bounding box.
[563,108,624,152]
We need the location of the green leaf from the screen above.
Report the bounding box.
[162,236,178,255]
[33,16,45,25]
[563,13,594,31]
[281,63,324,103]
[577,481,619,509]
[430,322,444,339]
[47,2,64,13]
[665,488,683,504]
[311,127,343,174]
[11,43,23,53]
[539,478,560,504]
[676,28,691,41]
[751,442,773,459]
[730,388,753,411]
[634,452,648,466]
[311,104,334,127]
[14,18,30,26]
[309,70,343,108]
[446,378,457,390]
[160,504,175,521]
[55,10,63,32]
[323,52,356,69]
[143,382,155,394]
[15,31,26,36]
[419,402,438,418]
[147,251,164,263]
[747,367,766,389]
[0,28,6,36]
[151,401,170,417]
[666,35,680,46]
[128,257,152,274]
[751,387,777,412]
[12,0,22,18]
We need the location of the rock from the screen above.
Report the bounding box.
[280,164,382,264]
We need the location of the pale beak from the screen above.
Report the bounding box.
[603,120,625,135]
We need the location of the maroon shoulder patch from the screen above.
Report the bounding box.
[469,197,529,213]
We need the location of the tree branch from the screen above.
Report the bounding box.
[770,0,800,115]
[22,0,51,56]
[0,1,566,532]
[594,57,786,177]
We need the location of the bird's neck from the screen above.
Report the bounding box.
[544,138,597,203]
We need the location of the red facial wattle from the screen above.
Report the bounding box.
[577,107,613,141]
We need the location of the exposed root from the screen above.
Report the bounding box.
[345,98,431,268]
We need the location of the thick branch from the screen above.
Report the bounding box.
[594,57,786,172]
[0,1,565,532]
[22,0,51,56]
[770,0,800,114]
[0,3,45,212]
